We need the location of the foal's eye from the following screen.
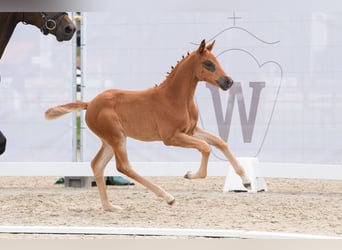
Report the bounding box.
[202,60,216,72]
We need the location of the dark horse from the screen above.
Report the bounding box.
[0,12,76,154]
[0,12,76,59]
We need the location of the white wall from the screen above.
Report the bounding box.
[1,7,341,166]
[82,10,342,165]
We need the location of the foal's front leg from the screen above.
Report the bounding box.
[163,132,212,179]
[193,127,251,188]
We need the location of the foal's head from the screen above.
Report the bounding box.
[193,39,233,90]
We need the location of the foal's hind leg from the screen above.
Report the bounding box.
[111,136,175,205]
[91,142,123,211]
[193,127,251,189]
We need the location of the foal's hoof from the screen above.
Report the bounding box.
[184,171,192,179]
[103,204,123,212]
[243,182,252,190]
[165,193,175,206]
[168,198,176,206]
[184,171,205,179]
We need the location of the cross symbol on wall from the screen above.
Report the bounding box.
[228,12,242,26]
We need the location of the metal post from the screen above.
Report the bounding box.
[64,12,93,187]
[80,12,86,163]
[71,11,78,162]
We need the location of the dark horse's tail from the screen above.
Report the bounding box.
[45,102,88,120]
[0,130,6,155]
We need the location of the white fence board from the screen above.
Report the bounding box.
[256,162,342,180]
[0,160,341,180]
[0,161,226,177]
[0,225,340,239]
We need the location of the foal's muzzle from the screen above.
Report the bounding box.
[216,76,234,91]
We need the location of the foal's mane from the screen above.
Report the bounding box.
[155,50,192,87]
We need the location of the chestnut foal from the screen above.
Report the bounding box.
[45,40,251,211]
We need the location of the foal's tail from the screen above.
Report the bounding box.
[45,102,88,120]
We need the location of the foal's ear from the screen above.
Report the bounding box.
[206,40,215,51]
[198,39,206,54]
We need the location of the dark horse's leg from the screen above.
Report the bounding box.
[0,130,6,155]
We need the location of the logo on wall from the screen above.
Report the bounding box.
[195,12,283,159]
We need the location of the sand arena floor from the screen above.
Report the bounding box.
[0,176,341,239]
